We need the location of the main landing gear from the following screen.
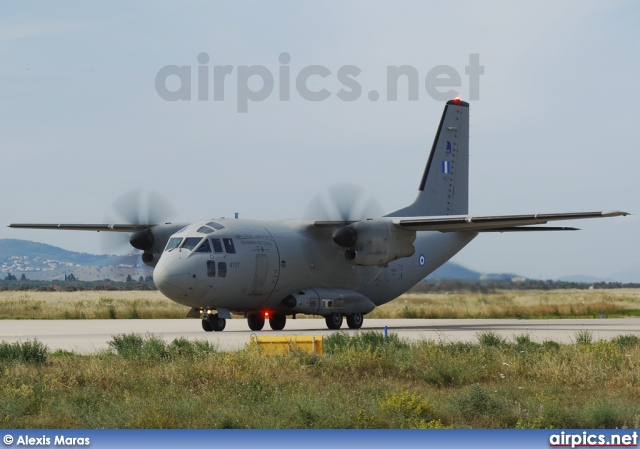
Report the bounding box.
[247,312,287,331]
[268,313,286,331]
[325,312,364,330]
[247,313,265,331]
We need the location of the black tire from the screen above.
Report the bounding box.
[269,313,286,331]
[202,319,214,332]
[346,313,363,329]
[325,312,343,330]
[247,313,265,331]
[211,314,226,332]
[203,314,226,332]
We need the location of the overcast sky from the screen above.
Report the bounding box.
[1,1,638,281]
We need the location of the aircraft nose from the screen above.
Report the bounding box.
[153,257,187,299]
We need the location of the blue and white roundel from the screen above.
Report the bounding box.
[418,254,425,267]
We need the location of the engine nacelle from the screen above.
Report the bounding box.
[133,223,190,268]
[332,219,416,266]
[281,288,376,316]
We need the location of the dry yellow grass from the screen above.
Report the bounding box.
[0,290,187,319]
[368,289,640,319]
[0,288,639,320]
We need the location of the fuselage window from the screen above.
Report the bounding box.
[207,221,225,230]
[223,238,236,254]
[195,239,212,253]
[207,260,215,277]
[181,237,203,251]
[218,262,227,278]
[211,238,224,253]
[197,226,214,234]
[165,237,182,252]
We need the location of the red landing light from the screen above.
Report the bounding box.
[454,95,461,102]
[264,311,270,318]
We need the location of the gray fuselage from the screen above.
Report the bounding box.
[152,218,477,315]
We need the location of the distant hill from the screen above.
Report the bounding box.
[425,262,481,280]
[0,239,152,282]
[557,274,616,283]
[0,239,111,265]
[425,261,524,282]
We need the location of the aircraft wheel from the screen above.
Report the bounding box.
[346,313,363,329]
[247,313,265,331]
[269,313,286,331]
[325,313,343,330]
[203,314,226,332]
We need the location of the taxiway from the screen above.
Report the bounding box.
[1,318,639,353]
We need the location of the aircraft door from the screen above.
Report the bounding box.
[234,228,281,307]
[249,253,269,295]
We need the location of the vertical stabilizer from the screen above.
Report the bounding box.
[387,99,469,217]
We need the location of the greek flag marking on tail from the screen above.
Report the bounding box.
[442,160,450,174]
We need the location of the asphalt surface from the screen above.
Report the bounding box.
[2,318,639,353]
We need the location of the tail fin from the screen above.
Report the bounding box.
[387,99,469,217]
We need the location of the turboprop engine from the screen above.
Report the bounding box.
[331,219,416,266]
[128,224,188,267]
[281,288,377,316]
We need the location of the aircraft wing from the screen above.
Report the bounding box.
[7,223,155,232]
[392,211,629,232]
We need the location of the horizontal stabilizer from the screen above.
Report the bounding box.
[479,226,579,232]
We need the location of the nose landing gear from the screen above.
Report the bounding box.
[202,313,226,332]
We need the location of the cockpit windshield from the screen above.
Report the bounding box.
[165,237,182,252]
[195,239,212,253]
[181,237,203,251]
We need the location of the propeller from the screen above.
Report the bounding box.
[303,183,383,222]
[112,189,176,227]
[100,190,176,256]
[301,184,385,286]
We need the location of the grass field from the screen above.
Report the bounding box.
[1,331,640,428]
[367,289,640,319]
[1,289,639,320]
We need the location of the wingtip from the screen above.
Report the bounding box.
[602,211,630,217]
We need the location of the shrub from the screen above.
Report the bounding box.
[378,389,444,428]
[574,330,593,345]
[0,340,48,364]
[108,333,217,361]
[324,331,408,354]
[611,334,640,348]
[449,383,502,418]
[477,331,505,347]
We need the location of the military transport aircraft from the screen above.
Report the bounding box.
[9,99,628,332]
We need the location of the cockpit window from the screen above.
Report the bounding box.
[207,221,225,230]
[165,237,182,252]
[181,237,203,251]
[211,238,224,253]
[223,238,236,254]
[195,239,212,253]
[197,226,214,234]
